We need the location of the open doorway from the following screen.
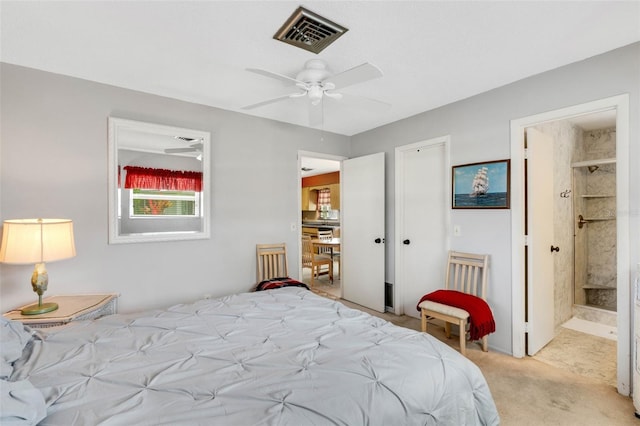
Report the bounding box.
[510,95,630,395]
[526,111,618,388]
[299,153,342,299]
[298,150,387,312]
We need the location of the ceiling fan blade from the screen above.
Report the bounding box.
[324,62,383,90]
[241,93,298,110]
[165,147,197,153]
[165,142,202,154]
[324,91,343,100]
[339,92,391,109]
[246,68,301,86]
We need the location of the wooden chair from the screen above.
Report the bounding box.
[317,229,340,274]
[301,235,333,287]
[316,230,333,254]
[256,243,289,283]
[418,251,490,356]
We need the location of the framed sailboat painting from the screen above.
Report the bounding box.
[452,159,510,209]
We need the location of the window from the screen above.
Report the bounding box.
[130,189,201,217]
[122,166,203,218]
[317,188,331,208]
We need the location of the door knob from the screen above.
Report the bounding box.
[374,238,384,244]
[403,239,410,245]
[550,245,560,253]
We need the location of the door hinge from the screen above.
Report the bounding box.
[524,148,529,159]
[524,322,530,333]
[524,235,529,246]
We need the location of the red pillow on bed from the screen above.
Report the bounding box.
[255,278,309,291]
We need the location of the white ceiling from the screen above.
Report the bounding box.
[1,1,639,136]
[301,156,340,177]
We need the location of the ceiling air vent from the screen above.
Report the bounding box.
[274,6,348,54]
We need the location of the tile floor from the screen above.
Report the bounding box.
[534,321,617,387]
[301,261,341,299]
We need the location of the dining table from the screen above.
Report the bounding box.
[311,237,340,253]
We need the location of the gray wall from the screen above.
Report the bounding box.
[1,42,638,356]
[351,42,639,354]
[0,63,350,313]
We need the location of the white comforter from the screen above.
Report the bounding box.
[12,287,499,425]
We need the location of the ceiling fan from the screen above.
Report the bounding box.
[241,59,389,125]
[164,137,203,154]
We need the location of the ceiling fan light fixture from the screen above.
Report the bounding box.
[242,59,389,127]
[308,85,323,103]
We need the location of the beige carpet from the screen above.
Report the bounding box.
[336,298,637,426]
[302,269,636,424]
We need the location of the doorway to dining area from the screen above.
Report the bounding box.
[298,151,386,312]
[299,154,342,297]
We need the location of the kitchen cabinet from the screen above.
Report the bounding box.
[301,187,311,210]
[302,184,340,211]
[329,183,340,210]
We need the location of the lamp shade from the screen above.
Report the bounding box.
[0,219,76,264]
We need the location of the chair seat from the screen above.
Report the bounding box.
[302,235,333,287]
[419,251,490,356]
[418,300,469,320]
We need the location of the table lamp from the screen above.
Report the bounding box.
[0,218,76,315]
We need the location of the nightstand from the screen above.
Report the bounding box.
[3,293,119,328]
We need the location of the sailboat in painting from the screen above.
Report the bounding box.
[470,167,489,197]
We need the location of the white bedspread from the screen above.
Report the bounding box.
[11,287,499,425]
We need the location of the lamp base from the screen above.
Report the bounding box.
[21,302,58,315]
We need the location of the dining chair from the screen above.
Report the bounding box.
[418,251,491,356]
[301,235,333,287]
[316,230,333,255]
[256,243,289,283]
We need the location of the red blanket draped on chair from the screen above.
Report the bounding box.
[417,290,495,340]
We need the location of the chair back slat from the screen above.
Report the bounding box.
[301,235,313,266]
[316,230,333,255]
[256,243,289,282]
[444,251,489,300]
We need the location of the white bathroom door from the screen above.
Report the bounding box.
[341,152,386,312]
[526,128,556,356]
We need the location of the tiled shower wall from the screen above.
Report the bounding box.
[574,128,617,308]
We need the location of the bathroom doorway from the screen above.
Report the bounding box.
[510,94,630,395]
[530,111,618,388]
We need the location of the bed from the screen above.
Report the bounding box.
[3,286,499,425]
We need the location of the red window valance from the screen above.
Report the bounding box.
[124,166,202,192]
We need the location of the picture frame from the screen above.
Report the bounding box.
[452,159,510,209]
